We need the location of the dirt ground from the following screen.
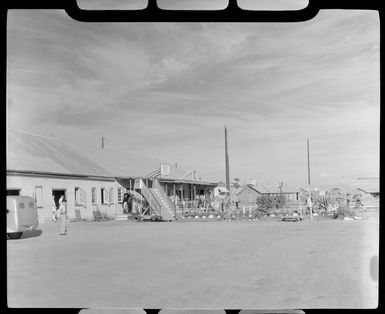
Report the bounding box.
[7,208,379,309]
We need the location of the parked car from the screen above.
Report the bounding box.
[7,195,39,239]
[282,210,303,222]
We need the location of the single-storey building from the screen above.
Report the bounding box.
[236,183,300,206]
[237,184,263,206]
[144,164,217,203]
[357,179,379,199]
[88,145,217,211]
[6,130,121,223]
[7,130,217,222]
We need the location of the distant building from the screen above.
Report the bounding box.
[357,178,379,199]
[142,164,217,205]
[237,183,300,206]
[237,184,263,206]
[263,191,300,201]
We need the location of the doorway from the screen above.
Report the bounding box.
[52,189,66,209]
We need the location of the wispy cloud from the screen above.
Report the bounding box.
[7,9,379,188]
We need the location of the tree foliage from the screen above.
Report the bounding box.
[256,194,287,213]
[313,193,336,212]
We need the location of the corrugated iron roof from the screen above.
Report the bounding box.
[357,179,379,193]
[6,130,214,182]
[86,147,167,178]
[7,130,112,177]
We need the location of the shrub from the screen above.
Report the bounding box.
[313,193,336,213]
[255,209,266,219]
[256,195,273,213]
[256,194,287,214]
[93,208,111,221]
[333,204,355,219]
[273,194,287,209]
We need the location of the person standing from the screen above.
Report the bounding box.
[122,193,129,214]
[59,195,67,235]
[199,194,205,209]
[52,195,58,222]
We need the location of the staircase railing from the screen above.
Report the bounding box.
[140,179,162,217]
[144,168,161,179]
[154,179,177,217]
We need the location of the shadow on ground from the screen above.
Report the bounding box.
[20,229,43,239]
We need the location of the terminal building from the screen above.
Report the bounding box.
[6,130,217,223]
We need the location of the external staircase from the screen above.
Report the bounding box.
[149,181,176,221]
[114,203,129,220]
[113,179,176,221]
[115,213,129,221]
[139,179,176,221]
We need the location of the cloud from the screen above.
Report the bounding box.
[6,9,380,188]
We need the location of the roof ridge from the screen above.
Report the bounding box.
[8,129,59,141]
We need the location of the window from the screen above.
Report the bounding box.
[101,188,108,204]
[75,187,86,207]
[91,188,97,204]
[109,188,114,204]
[34,186,43,207]
[75,187,79,205]
[101,188,105,204]
[117,188,123,203]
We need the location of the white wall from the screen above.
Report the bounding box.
[7,173,126,223]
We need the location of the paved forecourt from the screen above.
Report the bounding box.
[7,209,379,309]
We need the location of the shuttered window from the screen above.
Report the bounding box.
[91,188,97,204]
[34,186,43,207]
[117,188,123,203]
[75,187,87,207]
[101,188,108,204]
[109,188,114,204]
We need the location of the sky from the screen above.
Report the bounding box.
[6,5,380,191]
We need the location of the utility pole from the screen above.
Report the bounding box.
[307,139,313,222]
[102,136,104,149]
[224,126,230,210]
[278,181,284,210]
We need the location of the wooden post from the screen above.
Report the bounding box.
[180,183,184,214]
[190,184,193,201]
[224,126,230,210]
[173,184,176,204]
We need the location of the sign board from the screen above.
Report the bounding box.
[160,163,171,177]
[134,179,143,189]
[247,178,257,186]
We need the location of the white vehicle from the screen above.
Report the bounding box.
[7,196,39,239]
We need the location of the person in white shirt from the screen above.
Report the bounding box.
[52,195,58,222]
